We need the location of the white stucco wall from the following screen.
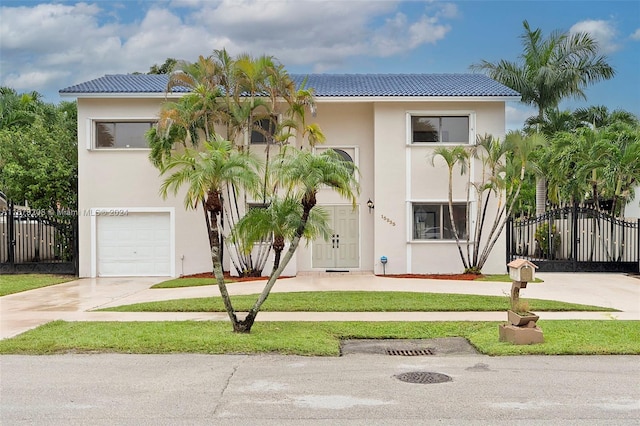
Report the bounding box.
[76,96,510,277]
[295,102,376,273]
[372,101,507,275]
[77,98,211,277]
[625,187,640,219]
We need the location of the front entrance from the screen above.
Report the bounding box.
[312,205,359,269]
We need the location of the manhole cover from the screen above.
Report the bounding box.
[395,371,452,384]
[386,348,434,356]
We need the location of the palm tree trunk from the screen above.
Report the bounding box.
[447,169,469,270]
[234,203,312,333]
[208,210,240,329]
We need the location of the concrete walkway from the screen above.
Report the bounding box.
[1,272,639,340]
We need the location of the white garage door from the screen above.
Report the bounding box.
[97,212,171,276]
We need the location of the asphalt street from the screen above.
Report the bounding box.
[1,352,638,425]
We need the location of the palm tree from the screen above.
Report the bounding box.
[431,133,540,273]
[574,105,639,129]
[229,147,360,333]
[471,20,615,214]
[158,137,262,329]
[600,122,640,217]
[431,146,471,270]
[524,108,579,136]
[231,197,331,274]
[544,127,608,207]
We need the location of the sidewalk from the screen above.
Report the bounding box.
[1,272,639,340]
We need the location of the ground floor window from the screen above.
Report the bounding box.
[413,203,467,240]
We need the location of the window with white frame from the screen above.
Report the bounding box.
[411,115,470,144]
[95,121,154,149]
[413,203,467,240]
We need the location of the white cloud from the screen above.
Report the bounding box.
[435,2,459,19]
[0,0,458,100]
[569,20,620,54]
[2,70,71,91]
[371,12,451,56]
[506,103,536,132]
[631,28,640,40]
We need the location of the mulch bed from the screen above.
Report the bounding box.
[377,274,481,281]
[181,272,290,282]
[183,272,480,281]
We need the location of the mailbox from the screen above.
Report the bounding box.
[507,259,538,282]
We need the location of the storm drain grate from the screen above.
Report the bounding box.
[386,348,435,356]
[395,371,452,384]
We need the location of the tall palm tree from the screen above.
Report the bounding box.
[158,137,261,329]
[471,20,615,214]
[151,51,326,278]
[431,134,539,273]
[431,146,470,270]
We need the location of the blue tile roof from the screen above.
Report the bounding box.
[60,73,520,98]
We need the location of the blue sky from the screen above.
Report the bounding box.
[1,0,639,130]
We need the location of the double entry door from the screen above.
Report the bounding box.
[312,205,359,269]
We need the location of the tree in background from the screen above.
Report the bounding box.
[0,87,77,210]
[517,107,639,217]
[471,20,615,214]
[543,119,640,217]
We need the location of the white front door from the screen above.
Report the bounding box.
[313,205,359,269]
[97,212,171,276]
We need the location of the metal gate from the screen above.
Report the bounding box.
[0,201,78,275]
[506,205,639,273]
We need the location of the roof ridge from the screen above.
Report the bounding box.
[60,73,521,98]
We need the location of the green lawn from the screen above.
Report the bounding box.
[1,320,638,356]
[0,274,75,297]
[99,291,616,313]
[151,278,233,288]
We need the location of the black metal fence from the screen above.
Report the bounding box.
[507,205,639,273]
[0,202,78,275]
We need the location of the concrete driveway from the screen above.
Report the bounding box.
[1,272,639,340]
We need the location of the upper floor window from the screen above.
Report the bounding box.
[411,116,469,144]
[250,116,277,144]
[315,146,357,178]
[95,121,154,149]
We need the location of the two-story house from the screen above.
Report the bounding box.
[60,73,520,278]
